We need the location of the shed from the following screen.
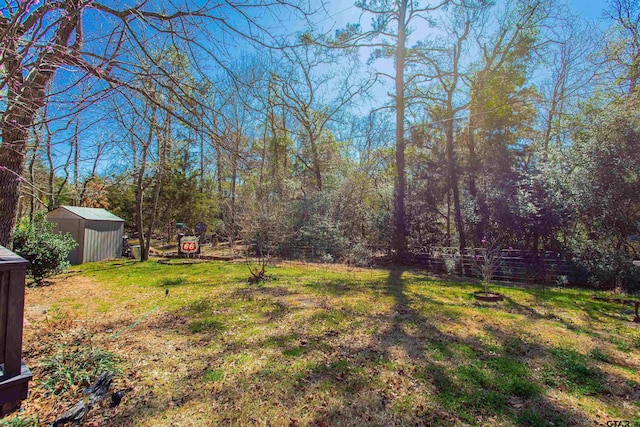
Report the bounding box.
[47,206,124,265]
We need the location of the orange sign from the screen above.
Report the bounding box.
[180,236,199,254]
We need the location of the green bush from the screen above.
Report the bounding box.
[576,247,640,292]
[12,211,77,283]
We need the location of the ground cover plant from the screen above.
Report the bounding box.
[10,260,640,426]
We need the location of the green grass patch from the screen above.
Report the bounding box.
[283,347,307,357]
[189,316,226,333]
[159,276,188,287]
[548,348,606,395]
[25,260,639,426]
[203,368,225,383]
[588,347,610,362]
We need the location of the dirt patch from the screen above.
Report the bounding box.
[280,295,327,309]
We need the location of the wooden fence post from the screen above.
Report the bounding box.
[0,246,33,416]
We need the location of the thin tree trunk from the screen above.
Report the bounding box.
[146,114,169,257]
[309,133,323,191]
[73,116,80,206]
[216,146,223,195]
[135,149,148,261]
[135,107,157,262]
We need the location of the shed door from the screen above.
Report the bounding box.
[83,221,123,263]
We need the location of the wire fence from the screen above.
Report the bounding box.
[411,247,588,287]
[150,237,589,288]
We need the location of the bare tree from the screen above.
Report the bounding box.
[603,0,640,95]
[0,0,312,247]
[270,42,375,192]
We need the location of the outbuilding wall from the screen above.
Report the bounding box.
[46,207,124,264]
[83,220,124,263]
[47,214,85,265]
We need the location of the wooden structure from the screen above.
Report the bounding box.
[47,206,124,265]
[0,246,32,416]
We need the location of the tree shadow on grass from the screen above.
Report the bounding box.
[102,269,633,426]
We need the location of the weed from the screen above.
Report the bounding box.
[283,347,306,357]
[515,408,551,427]
[39,346,119,396]
[588,347,610,362]
[508,377,542,398]
[503,336,532,358]
[0,416,39,427]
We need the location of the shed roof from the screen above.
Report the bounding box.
[53,206,124,222]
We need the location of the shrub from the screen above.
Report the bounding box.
[12,211,77,283]
[290,215,347,260]
[343,241,372,267]
[576,247,640,292]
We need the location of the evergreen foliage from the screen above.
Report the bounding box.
[12,211,77,283]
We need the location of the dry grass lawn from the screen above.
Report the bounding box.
[5,259,640,426]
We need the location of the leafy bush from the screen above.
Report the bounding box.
[12,211,77,283]
[343,241,372,267]
[290,215,347,260]
[575,247,640,292]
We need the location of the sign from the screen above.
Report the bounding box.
[179,236,199,254]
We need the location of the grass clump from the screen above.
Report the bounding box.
[588,347,610,362]
[159,276,188,287]
[189,317,226,333]
[39,346,119,396]
[0,417,39,427]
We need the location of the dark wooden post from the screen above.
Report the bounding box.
[0,246,32,416]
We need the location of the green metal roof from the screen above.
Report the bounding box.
[58,206,124,222]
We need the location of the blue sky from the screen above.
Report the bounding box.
[571,0,610,19]
[319,0,611,30]
[40,0,617,178]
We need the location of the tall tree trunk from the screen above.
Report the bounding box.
[446,190,451,247]
[135,107,157,262]
[146,115,169,257]
[467,116,483,246]
[135,149,149,262]
[0,113,32,247]
[216,146,223,195]
[393,0,408,259]
[446,107,465,251]
[28,129,40,219]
